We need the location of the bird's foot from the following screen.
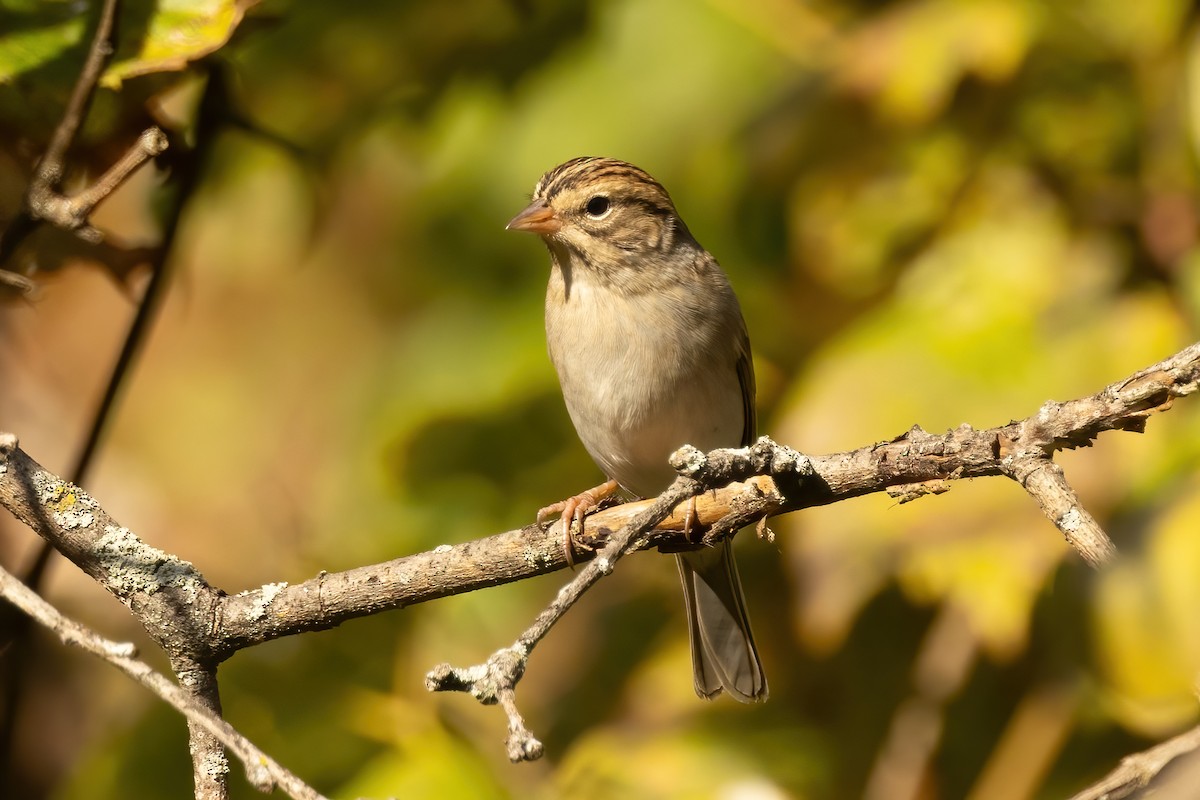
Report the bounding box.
[682,496,702,544]
[537,479,619,566]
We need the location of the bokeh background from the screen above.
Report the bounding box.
[2,0,1200,798]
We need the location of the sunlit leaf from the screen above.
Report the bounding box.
[837,0,1035,123]
[0,0,249,86]
[103,0,251,86]
[1093,484,1200,735]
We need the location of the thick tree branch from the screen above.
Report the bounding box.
[0,341,1196,771]
[0,343,1196,663]
[421,342,1197,760]
[176,658,229,800]
[0,434,222,660]
[218,340,1200,652]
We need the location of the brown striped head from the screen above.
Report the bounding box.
[507,157,697,282]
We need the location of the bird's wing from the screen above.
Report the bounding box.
[735,319,756,448]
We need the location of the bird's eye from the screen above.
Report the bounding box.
[584,195,611,219]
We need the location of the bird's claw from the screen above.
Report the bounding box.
[537,479,619,566]
[683,496,700,543]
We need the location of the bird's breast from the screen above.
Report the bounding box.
[545,266,744,496]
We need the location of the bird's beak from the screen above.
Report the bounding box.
[506,200,561,235]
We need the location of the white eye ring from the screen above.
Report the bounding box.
[584,195,612,220]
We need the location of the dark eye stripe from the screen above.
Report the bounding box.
[624,196,672,220]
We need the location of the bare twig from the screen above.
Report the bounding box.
[0,270,35,294]
[70,128,169,212]
[36,0,121,184]
[1069,723,1200,800]
[24,126,168,244]
[1005,458,1116,567]
[425,470,720,760]
[0,565,327,800]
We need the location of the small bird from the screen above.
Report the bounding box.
[507,157,767,702]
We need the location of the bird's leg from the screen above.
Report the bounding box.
[537,479,619,566]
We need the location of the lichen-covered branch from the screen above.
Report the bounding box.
[2,343,1195,665]
[0,434,221,660]
[0,341,1197,773]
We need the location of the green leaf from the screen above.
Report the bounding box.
[102,0,250,87]
[0,0,249,86]
[0,1,83,84]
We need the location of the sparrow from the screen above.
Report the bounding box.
[507,157,767,702]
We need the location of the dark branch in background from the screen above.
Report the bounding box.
[0,0,176,793]
[0,343,1196,777]
[0,193,177,794]
[4,62,240,799]
[134,67,232,800]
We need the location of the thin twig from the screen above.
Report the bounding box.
[1068,723,1200,800]
[35,0,121,187]
[26,126,167,242]
[0,270,35,294]
[425,472,712,760]
[0,565,328,800]
[1005,458,1117,567]
[71,128,169,212]
[0,0,118,262]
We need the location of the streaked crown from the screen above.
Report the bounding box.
[511,157,694,268]
[533,157,673,211]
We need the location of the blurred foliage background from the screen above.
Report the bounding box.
[2,0,1200,798]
